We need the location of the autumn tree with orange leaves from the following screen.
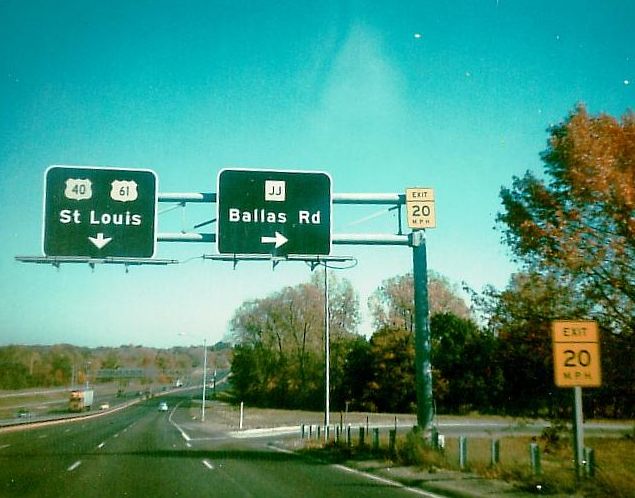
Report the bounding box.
[498,105,634,333]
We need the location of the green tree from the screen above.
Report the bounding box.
[475,272,585,416]
[431,313,502,414]
[332,336,373,411]
[50,353,72,386]
[0,349,32,389]
[231,343,282,407]
[366,327,415,413]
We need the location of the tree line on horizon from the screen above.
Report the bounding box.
[0,342,231,391]
[229,106,634,419]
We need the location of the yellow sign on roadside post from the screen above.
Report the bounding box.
[406,188,436,229]
[552,320,601,388]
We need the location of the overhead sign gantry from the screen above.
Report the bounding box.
[20,164,436,436]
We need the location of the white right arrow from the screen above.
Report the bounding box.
[88,233,112,249]
[261,231,288,248]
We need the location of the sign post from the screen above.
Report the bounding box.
[217,169,331,256]
[408,187,436,436]
[412,230,433,435]
[43,166,157,258]
[552,320,601,479]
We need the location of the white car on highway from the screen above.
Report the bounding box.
[158,401,168,412]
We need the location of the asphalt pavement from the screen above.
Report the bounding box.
[2,395,629,497]
[0,395,436,497]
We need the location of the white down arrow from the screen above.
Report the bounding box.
[88,233,112,249]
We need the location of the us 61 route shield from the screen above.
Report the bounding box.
[43,165,157,258]
[217,169,332,256]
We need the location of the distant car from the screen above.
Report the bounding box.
[99,403,110,410]
[16,408,31,418]
[158,401,168,412]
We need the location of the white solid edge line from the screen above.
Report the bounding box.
[167,401,191,442]
[67,460,82,472]
[333,463,447,498]
[270,446,445,498]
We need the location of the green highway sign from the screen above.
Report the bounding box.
[96,368,146,378]
[217,169,332,256]
[43,166,157,258]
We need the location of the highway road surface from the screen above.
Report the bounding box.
[0,394,441,498]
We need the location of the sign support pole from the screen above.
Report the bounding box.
[324,264,330,431]
[411,230,433,435]
[551,320,600,481]
[573,386,584,479]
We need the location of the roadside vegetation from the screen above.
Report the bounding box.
[297,425,634,497]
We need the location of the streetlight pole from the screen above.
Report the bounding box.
[178,332,209,423]
[202,338,207,422]
[324,264,330,430]
[85,361,91,389]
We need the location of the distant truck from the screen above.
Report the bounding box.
[69,389,94,412]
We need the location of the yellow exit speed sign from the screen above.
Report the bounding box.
[406,188,436,229]
[552,320,601,388]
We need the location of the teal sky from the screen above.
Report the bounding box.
[1,0,633,347]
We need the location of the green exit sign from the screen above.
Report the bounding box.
[217,169,332,256]
[43,166,157,258]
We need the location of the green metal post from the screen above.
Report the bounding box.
[530,443,542,475]
[459,436,468,470]
[389,429,397,456]
[491,439,500,466]
[411,230,433,434]
[583,447,595,477]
